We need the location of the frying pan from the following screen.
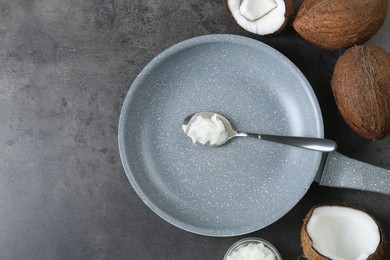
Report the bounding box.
[118,34,390,237]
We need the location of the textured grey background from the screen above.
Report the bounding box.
[0,0,389,259]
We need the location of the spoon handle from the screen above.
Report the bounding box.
[241,133,337,152]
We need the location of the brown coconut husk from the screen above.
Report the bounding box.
[293,0,388,50]
[301,205,386,260]
[331,45,390,140]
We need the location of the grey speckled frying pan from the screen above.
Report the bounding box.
[118,34,390,237]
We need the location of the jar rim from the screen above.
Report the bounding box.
[223,237,282,260]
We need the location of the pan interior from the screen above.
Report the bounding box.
[119,35,323,236]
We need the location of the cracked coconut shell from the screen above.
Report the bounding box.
[332,45,390,140]
[293,0,388,50]
[226,0,293,35]
[301,205,386,260]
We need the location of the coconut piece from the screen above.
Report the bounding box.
[332,45,390,140]
[293,0,388,50]
[301,206,386,260]
[226,0,293,35]
[239,0,277,21]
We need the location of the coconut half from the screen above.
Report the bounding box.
[226,0,293,35]
[301,206,386,260]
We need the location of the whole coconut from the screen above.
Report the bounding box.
[293,0,388,50]
[332,45,390,140]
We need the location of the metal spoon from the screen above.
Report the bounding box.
[182,112,337,152]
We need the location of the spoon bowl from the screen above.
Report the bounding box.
[182,112,337,152]
[182,112,237,146]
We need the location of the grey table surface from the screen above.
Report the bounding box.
[1,0,389,259]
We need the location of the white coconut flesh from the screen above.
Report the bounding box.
[227,0,286,35]
[306,206,381,260]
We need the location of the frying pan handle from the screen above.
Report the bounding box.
[318,151,390,195]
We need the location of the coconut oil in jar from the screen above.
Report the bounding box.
[224,238,282,260]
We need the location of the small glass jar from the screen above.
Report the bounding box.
[223,237,282,260]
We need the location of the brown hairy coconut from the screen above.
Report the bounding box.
[301,205,386,260]
[293,0,388,50]
[226,0,293,35]
[332,45,390,140]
